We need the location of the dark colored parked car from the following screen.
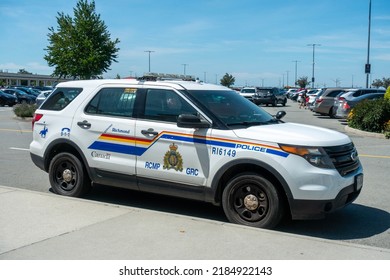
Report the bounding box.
[12,86,40,97]
[31,86,53,92]
[252,87,287,106]
[2,88,36,104]
[0,90,18,106]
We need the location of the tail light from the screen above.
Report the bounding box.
[316,98,323,103]
[32,113,43,129]
[342,103,350,110]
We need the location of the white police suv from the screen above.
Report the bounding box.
[30,76,363,228]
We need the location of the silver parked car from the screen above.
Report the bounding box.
[313,88,349,117]
[332,88,386,117]
[335,92,385,119]
[35,90,53,107]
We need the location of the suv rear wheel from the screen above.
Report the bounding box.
[222,173,284,229]
[49,152,91,197]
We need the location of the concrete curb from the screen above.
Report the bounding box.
[345,125,387,139]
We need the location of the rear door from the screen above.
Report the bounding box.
[71,86,139,176]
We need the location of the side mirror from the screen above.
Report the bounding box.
[177,114,210,128]
[275,110,286,120]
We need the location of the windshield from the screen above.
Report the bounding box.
[186,90,276,127]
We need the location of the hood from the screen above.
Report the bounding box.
[233,122,350,146]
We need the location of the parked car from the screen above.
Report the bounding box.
[335,92,385,119]
[35,90,53,107]
[307,88,324,111]
[30,77,363,229]
[296,88,318,103]
[332,88,385,117]
[239,87,257,100]
[252,87,287,106]
[313,88,349,117]
[12,86,40,97]
[0,90,18,107]
[339,88,386,100]
[2,88,36,104]
[31,86,54,92]
[285,88,298,99]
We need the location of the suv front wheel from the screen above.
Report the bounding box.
[222,173,284,229]
[49,152,91,197]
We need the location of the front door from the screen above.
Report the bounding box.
[135,88,211,188]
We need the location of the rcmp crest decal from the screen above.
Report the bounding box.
[163,143,183,172]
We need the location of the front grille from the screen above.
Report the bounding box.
[323,143,361,176]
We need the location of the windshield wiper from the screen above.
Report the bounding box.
[227,120,277,127]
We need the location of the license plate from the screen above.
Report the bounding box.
[355,174,363,191]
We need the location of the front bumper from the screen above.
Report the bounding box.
[289,176,363,220]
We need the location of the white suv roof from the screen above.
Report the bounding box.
[56,79,229,91]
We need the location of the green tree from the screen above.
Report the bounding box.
[372,77,390,89]
[220,73,235,87]
[44,0,120,79]
[372,78,383,88]
[296,76,310,88]
[18,69,32,74]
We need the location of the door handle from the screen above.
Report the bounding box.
[141,129,158,136]
[77,120,91,129]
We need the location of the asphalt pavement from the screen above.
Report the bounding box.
[1,184,389,260]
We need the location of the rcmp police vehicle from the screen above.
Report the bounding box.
[30,74,363,229]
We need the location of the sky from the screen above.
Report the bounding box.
[0,0,389,88]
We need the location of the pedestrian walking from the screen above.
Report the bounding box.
[299,89,307,109]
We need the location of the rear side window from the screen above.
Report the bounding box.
[40,87,82,110]
[328,90,345,97]
[85,87,137,117]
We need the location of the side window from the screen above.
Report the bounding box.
[329,90,343,97]
[143,89,197,122]
[353,90,362,97]
[40,88,82,110]
[85,88,136,117]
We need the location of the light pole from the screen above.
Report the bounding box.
[286,71,290,87]
[365,0,372,88]
[292,60,300,86]
[307,44,321,88]
[144,50,154,72]
[182,64,188,75]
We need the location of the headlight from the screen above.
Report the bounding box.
[279,144,334,169]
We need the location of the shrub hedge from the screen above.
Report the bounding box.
[348,98,390,138]
[13,103,37,118]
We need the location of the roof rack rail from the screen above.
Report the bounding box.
[137,72,196,81]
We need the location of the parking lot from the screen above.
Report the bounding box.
[0,103,389,251]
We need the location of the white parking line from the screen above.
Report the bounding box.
[9,147,30,151]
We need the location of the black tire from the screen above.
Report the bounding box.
[49,152,91,197]
[282,99,287,106]
[222,173,284,229]
[272,99,277,107]
[329,106,336,118]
